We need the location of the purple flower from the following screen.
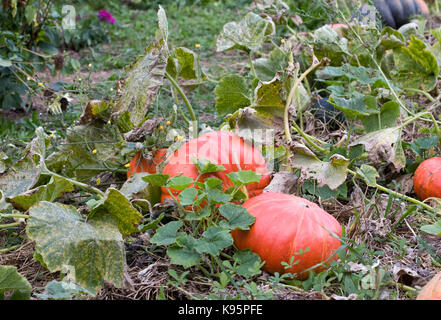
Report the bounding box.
[98,10,116,24]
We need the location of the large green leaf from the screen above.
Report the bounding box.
[391,36,439,93]
[291,144,349,190]
[216,12,275,52]
[0,265,32,300]
[26,201,126,295]
[214,75,251,116]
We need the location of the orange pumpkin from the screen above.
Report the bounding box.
[231,192,342,279]
[127,148,168,179]
[413,157,441,200]
[416,271,441,300]
[160,131,271,203]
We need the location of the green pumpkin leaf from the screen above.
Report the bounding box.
[173,47,204,81]
[421,220,441,236]
[360,101,400,133]
[252,75,286,118]
[7,175,74,211]
[0,265,32,300]
[391,36,439,93]
[233,249,263,277]
[150,221,185,246]
[0,157,39,210]
[142,174,170,187]
[167,235,201,268]
[112,38,169,128]
[214,75,251,117]
[329,92,378,119]
[45,124,126,182]
[218,203,255,230]
[88,188,143,237]
[35,280,91,300]
[227,170,261,186]
[191,157,226,175]
[185,206,211,221]
[166,175,194,190]
[120,172,162,209]
[216,12,275,53]
[26,202,126,295]
[195,226,233,255]
[349,127,405,171]
[206,188,232,203]
[253,47,290,82]
[178,187,199,206]
[291,144,349,190]
[356,164,379,187]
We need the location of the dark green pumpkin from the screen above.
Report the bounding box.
[374,0,429,29]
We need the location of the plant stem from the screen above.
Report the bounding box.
[165,72,197,138]
[248,51,258,79]
[0,213,29,220]
[0,244,21,254]
[347,169,437,214]
[291,121,327,153]
[0,222,21,229]
[284,59,325,143]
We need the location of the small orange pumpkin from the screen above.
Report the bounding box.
[127,148,168,179]
[413,157,441,200]
[416,271,441,300]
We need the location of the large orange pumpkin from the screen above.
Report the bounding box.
[160,131,271,203]
[127,148,168,179]
[416,271,441,300]
[231,192,342,279]
[413,157,441,200]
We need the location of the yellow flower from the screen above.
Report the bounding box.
[177,135,184,141]
[166,120,171,126]
[96,177,101,185]
[281,39,285,44]
[159,125,164,130]
[50,133,55,139]
[125,163,130,168]
[38,82,44,87]
[107,119,111,125]
[88,63,92,67]
[195,44,201,48]
[92,149,97,154]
